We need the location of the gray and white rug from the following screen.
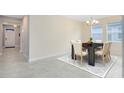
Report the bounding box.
[57,55,118,78]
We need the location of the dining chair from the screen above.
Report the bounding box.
[95,42,111,62]
[70,40,76,44]
[71,40,82,44]
[76,40,82,42]
[108,42,111,60]
[73,42,87,64]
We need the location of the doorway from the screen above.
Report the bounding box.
[3,25,16,48]
[2,24,20,50]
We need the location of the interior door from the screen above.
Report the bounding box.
[4,29,15,48]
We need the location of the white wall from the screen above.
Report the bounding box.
[15,26,20,48]
[29,16,83,61]
[0,16,21,55]
[20,16,29,60]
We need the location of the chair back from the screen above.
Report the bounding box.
[73,42,82,55]
[103,42,111,55]
[76,40,82,42]
[70,40,76,45]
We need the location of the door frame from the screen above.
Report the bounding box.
[2,24,16,48]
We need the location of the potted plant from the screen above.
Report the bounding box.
[88,37,93,44]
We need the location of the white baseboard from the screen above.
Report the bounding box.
[29,52,66,63]
[21,52,29,62]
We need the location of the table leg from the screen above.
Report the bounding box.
[88,47,95,66]
[71,45,74,59]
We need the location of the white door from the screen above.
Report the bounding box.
[4,29,15,47]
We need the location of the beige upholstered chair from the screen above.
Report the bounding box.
[70,40,82,44]
[95,42,111,62]
[76,40,82,42]
[73,42,87,64]
[70,40,76,44]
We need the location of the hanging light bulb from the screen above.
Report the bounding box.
[95,20,99,24]
[86,21,90,24]
[13,24,17,28]
[92,19,96,24]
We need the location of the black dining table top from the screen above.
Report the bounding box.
[82,42,103,48]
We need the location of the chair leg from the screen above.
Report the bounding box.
[103,55,107,63]
[106,56,109,62]
[107,55,110,62]
[109,54,111,61]
[103,56,105,62]
[80,56,83,64]
[108,51,111,61]
[106,54,110,62]
[108,55,110,62]
[74,55,77,63]
[102,56,106,66]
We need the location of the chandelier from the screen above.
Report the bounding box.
[86,17,99,26]
[86,17,99,40]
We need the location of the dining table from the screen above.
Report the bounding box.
[71,42,103,66]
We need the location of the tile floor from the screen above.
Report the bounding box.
[0,48,122,78]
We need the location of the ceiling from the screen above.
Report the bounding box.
[4,15,24,19]
[65,15,111,22]
[4,15,111,21]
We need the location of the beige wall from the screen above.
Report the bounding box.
[0,15,121,61]
[82,15,122,56]
[0,16,21,55]
[20,16,29,60]
[29,16,83,61]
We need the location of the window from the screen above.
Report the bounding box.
[6,29,15,32]
[91,25,103,41]
[107,22,122,42]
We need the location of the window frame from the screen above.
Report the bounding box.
[106,21,122,43]
[91,24,103,41]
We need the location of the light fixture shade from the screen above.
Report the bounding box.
[13,24,17,27]
[95,20,99,24]
[86,21,90,24]
[93,20,96,23]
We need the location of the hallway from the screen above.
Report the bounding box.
[0,48,28,77]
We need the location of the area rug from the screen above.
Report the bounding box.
[57,55,118,78]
